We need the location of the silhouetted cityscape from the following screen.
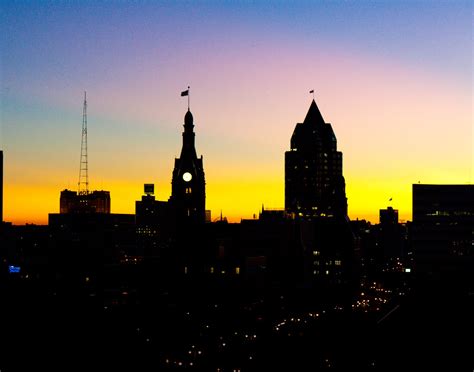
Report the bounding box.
[1,95,472,371]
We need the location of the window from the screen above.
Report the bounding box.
[335,260,342,266]
[313,250,320,256]
[186,187,192,194]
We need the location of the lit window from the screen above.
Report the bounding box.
[335,260,342,266]
[235,267,240,275]
[184,266,188,274]
[313,250,320,256]
[325,270,329,275]
[210,267,214,274]
[186,187,192,194]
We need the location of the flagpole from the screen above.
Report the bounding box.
[188,86,190,111]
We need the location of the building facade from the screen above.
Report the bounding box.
[412,184,473,286]
[284,99,355,297]
[60,189,110,214]
[285,100,347,219]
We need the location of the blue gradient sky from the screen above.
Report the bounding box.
[1,1,472,224]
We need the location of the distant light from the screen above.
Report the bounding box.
[8,266,20,274]
[405,268,411,273]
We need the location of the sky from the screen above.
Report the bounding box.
[1,0,472,224]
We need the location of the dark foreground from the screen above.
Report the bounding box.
[1,274,472,372]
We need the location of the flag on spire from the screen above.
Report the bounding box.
[309,90,314,93]
[181,89,189,96]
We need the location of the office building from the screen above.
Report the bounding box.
[412,184,473,286]
[285,99,347,219]
[60,189,111,214]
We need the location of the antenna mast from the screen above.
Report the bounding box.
[78,91,89,194]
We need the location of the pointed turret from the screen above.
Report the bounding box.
[303,99,326,125]
[180,109,197,158]
[184,109,194,129]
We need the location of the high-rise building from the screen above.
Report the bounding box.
[285,99,347,219]
[284,98,355,297]
[412,184,473,285]
[170,109,206,224]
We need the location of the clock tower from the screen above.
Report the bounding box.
[170,109,206,224]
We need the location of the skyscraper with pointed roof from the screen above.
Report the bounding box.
[285,99,347,219]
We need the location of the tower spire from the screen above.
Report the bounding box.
[78,91,89,194]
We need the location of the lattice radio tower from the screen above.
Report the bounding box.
[78,91,89,194]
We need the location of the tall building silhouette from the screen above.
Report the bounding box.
[284,98,355,295]
[285,99,347,218]
[170,109,206,223]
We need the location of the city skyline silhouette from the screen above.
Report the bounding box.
[1,1,472,225]
[1,3,472,371]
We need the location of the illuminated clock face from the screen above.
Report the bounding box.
[182,172,192,182]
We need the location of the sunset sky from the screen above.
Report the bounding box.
[1,1,472,224]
